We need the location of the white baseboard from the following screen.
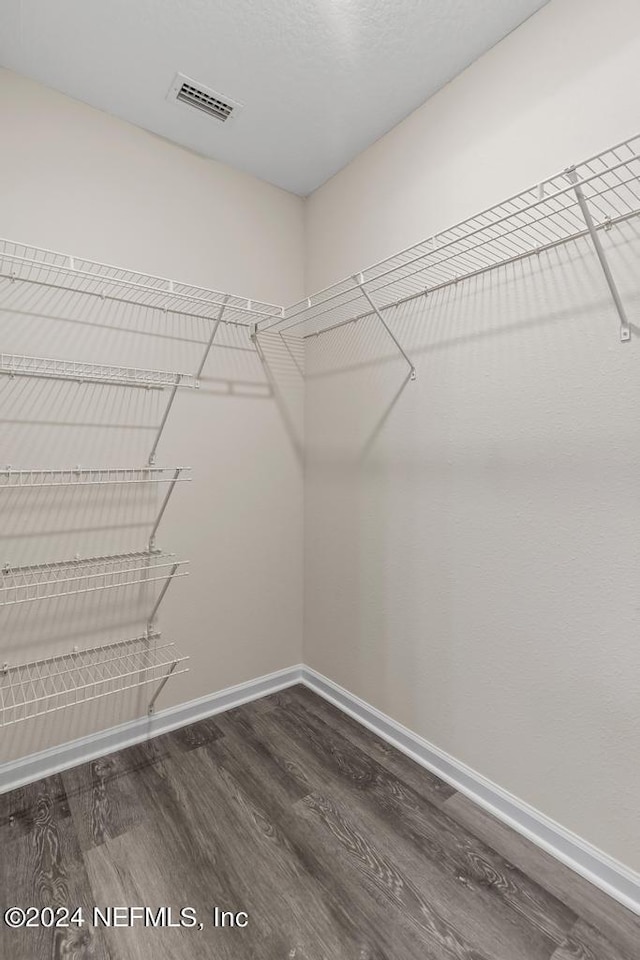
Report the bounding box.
[301,665,640,917]
[0,663,303,794]
[2,660,637,917]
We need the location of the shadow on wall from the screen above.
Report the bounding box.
[303,221,640,768]
[0,274,303,764]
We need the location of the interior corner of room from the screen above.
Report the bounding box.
[1,0,639,955]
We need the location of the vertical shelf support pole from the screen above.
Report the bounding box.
[148,376,182,465]
[148,468,182,551]
[565,167,631,342]
[357,277,416,380]
[196,296,230,381]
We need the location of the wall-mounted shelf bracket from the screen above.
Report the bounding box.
[356,275,416,380]
[148,468,184,551]
[196,296,230,380]
[146,560,180,635]
[147,660,179,715]
[565,167,632,342]
[249,322,258,341]
[148,375,184,465]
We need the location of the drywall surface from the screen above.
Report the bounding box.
[0,68,305,762]
[303,0,640,871]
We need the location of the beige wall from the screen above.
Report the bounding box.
[0,68,305,762]
[303,0,640,871]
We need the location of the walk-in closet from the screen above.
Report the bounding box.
[1,1,639,957]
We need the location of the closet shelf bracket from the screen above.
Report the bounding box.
[565,166,632,342]
[146,560,181,635]
[148,467,184,551]
[356,275,416,380]
[148,660,179,715]
[148,375,186,465]
[195,295,230,380]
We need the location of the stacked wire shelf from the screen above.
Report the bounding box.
[0,238,278,726]
[0,239,284,329]
[0,636,189,726]
[0,551,189,606]
[0,466,191,489]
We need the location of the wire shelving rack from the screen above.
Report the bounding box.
[261,133,640,363]
[0,353,198,390]
[0,635,188,725]
[0,466,191,489]
[0,243,226,723]
[0,238,283,328]
[0,551,188,606]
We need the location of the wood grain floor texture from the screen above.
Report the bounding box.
[1,685,638,959]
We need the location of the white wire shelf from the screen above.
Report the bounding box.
[0,634,188,726]
[0,237,284,328]
[0,466,191,489]
[0,550,188,606]
[0,353,198,389]
[266,133,640,338]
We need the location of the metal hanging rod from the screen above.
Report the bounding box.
[0,550,188,607]
[0,353,198,390]
[0,633,188,726]
[0,239,283,326]
[261,133,640,339]
[0,466,191,488]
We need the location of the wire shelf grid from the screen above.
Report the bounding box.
[0,634,188,726]
[269,134,640,337]
[0,551,188,606]
[0,353,198,389]
[0,466,191,489]
[0,238,283,328]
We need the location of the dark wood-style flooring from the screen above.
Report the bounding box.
[1,684,638,959]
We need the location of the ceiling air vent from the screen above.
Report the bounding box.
[167,73,242,123]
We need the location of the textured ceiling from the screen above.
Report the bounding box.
[0,0,549,195]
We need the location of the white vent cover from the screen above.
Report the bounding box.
[167,73,242,123]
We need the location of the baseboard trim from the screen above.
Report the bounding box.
[0,663,303,794]
[301,665,640,917]
[2,661,637,917]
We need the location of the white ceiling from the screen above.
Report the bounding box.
[0,0,549,196]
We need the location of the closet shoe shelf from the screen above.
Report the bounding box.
[0,353,198,390]
[0,466,192,488]
[0,634,188,726]
[0,550,188,606]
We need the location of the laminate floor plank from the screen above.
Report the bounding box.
[272,685,456,807]
[442,793,640,959]
[2,687,637,960]
[0,773,68,845]
[166,715,224,752]
[205,717,421,959]
[550,918,633,960]
[268,695,577,954]
[62,739,173,851]
[0,774,113,960]
[217,704,547,960]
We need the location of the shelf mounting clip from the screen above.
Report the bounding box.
[565,166,632,342]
